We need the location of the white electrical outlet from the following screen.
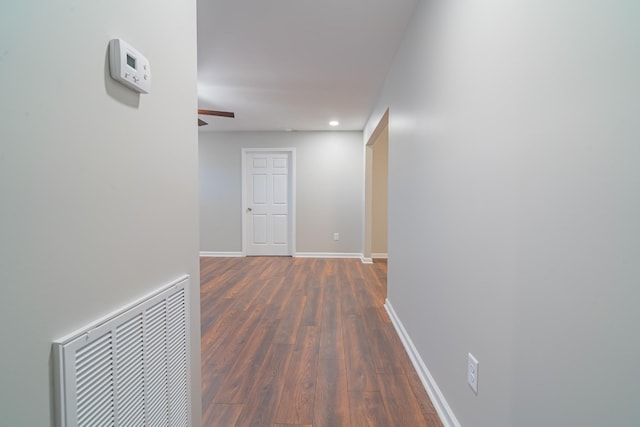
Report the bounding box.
[333,232,339,241]
[467,353,479,394]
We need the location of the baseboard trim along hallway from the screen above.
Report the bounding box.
[295,252,363,259]
[201,251,368,260]
[200,251,244,257]
[385,299,461,427]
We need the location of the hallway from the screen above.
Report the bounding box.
[200,257,442,426]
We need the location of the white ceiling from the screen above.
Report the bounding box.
[197,0,418,132]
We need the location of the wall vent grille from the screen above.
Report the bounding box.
[53,276,190,427]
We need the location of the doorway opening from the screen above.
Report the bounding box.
[364,109,389,295]
[364,109,389,261]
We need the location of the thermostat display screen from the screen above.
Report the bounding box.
[126,54,136,69]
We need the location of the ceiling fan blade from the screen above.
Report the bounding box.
[198,109,235,118]
[198,119,208,126]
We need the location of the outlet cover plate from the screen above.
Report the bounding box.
[468,353,479,394]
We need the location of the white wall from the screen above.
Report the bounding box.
[0,2,201,426]
[199,131,363,254]
[366,1,640,426]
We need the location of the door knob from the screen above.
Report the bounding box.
[247,207,252,212]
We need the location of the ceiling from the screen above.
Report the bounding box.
[197,0,418,132]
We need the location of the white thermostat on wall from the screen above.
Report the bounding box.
[109,38,151,93]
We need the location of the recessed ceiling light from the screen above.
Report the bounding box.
[329,121,339,127]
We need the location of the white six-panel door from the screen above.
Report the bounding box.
[244,151,293,256]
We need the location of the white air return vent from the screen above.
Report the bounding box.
[53,275,191,427]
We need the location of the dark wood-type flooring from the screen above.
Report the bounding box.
[200,257,443,427]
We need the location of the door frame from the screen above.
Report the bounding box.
[241,148,296,256]
[364,108,389,263]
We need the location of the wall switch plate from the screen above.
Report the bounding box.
[333,232,339,241]
[468,353,479,394]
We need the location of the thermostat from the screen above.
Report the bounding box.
[109,38,151,93]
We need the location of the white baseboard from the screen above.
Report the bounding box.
[384,299,461,427]
[295,252,362,259]
[200,252,380,265]
[371,252,388,259]
[199,251,244,257]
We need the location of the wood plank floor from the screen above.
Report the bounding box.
[200,257,443,427]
